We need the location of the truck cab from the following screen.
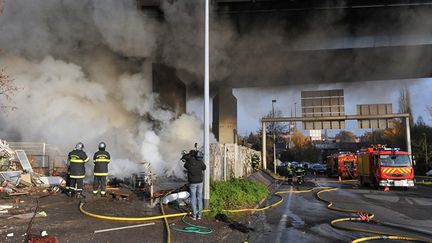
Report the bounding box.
[358,146,414,188]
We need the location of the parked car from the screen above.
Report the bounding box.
[310,164,326,174]
[302,162,311,169]
[426,169,432,176]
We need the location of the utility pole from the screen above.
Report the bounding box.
[294,102,297,130]
[272,100,277,174]
[203,0,210,209]
[424,133,428,167]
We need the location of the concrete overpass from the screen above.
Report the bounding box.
[139,0,432,143]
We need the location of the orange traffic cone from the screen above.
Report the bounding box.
[384,186,390,191]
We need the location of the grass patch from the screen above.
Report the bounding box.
[416,181,432,185]
[209,178,269,214]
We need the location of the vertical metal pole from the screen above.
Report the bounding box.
[294,102,297,129]
[42,143,46,168]
[424,133,428,167]
[223,144,227,181]
[406,117,412,155]
[272,101,276,174]
[203,0,210,210]
[262,121,267,170]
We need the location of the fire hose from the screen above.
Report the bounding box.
[79,181,432,242]
[316,187,432,242]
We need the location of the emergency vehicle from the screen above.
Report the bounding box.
[357,145,414,188]
[326,152,357,179]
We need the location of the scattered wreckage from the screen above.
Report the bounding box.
[0,139,64,197]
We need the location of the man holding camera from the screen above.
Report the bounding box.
[183,150,206,220]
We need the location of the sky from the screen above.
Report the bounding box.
[188,78,432,137]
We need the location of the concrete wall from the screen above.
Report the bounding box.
[210,143,261,181]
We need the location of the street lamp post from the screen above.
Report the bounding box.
[294,102,297,130]
[203,0,210,209]
[424,133,428,168]
[272,100,277,174]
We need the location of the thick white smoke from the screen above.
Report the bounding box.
[0,54,208,178]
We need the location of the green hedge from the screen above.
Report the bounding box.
[210,178,269,214]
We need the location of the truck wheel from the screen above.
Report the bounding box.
[372,179,379,189]
[359,177,364,186]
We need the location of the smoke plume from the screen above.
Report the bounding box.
[0,0,216,178]
[1,0,430,177]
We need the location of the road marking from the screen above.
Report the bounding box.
[275,186,292,243]
[274,186,306,243]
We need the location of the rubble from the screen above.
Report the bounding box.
[0,139,63,197]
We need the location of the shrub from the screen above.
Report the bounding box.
[210,178,269,214]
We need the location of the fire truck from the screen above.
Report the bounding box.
[326,152,357,179]
[357,145,414,188]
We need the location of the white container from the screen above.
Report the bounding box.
[162,191,190,204]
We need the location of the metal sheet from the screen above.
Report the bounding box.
[301,89,345,129]
[0,171,22,185]
[15,150,33,172]
[357,104,392,129]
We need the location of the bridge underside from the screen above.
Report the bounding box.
[221,44,432,88]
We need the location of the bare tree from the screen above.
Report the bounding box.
[398,86,413,126]
[0,69,18,111]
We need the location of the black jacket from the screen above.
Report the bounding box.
[68,149,89,178]
[184,156,206,183]
[93,150,110,176]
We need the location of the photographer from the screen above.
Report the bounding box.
[183,150,206,220]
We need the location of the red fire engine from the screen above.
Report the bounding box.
[326,152,357,179]
[357,145,414,188]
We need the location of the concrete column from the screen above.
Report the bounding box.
[406,116,412,155]
[212,88,237,144]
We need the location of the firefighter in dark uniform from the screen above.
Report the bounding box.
[92,142,110,197]
[67,142,89,198]
[64,164,71,194]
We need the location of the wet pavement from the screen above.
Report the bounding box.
[1,176,432,242]
[248,176,432,243]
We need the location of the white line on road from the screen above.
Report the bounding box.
[275,185,293,243]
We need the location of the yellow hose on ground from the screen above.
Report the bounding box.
[79,201,211,221]
[79,187,324,220]
[80,182,429,242]
[307,179,358,183]
[160,203,171,243]
[316,187,430,243]
[352,235,422,243]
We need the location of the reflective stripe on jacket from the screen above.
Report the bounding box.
[68,149,89,177]
[93,150,110,176]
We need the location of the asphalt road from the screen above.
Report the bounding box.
[248,176,432,243]
[1,176,432,243]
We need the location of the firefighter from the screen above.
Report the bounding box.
[67,142,89,199]
[64,163,71,195]
[92,142,110,197]
[294,164,306,184]
[286,162,294,185]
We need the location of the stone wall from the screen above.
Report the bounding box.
[210,143,261,181]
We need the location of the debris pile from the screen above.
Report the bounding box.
[0,139,64,197]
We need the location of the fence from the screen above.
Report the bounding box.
[8,142,67,173]
[210,143,261,181]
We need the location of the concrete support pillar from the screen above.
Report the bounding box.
[406,116,412,155]
[212,88,237,144]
